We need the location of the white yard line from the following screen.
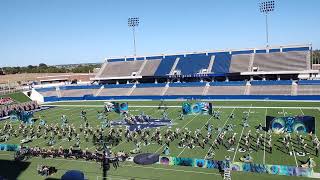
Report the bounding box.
[108,107,168,151]
[263,108,268,164]
[154,113,200,154]
[177,116,215,157]
[28,156,221,176]
[232,104,252,162]
[299,108,305,116]
[204,107,236,159]
[32,106,87,147]
[177,107,222,157]
[5,107,62,142]
[122,164,222,176]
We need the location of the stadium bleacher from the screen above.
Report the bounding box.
[174,54,211,74]
[164,82,206,96]
[211,52,232,74]
[206,81,246,95]
[229,54,251,73]
[131,83,166,96]
[59,85,101,97]
[249,81,292,95]
[98,84,134,96]
[297,80,320,95]
[154,55,179,76]
[32,44,320,101]
[252,51,308,71]
[99,60,144,77]
[95,45,310,80]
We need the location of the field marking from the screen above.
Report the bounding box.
[84,106,157,151]
[177,107,222,157]
[32,106,146,148]
[31,106,91,147]
[154,114,200,154]
[263,108,268,164]
[28,156,222,176]
[283,108,298,167]
[232,104,252,162]
[177,116,215,157]
[4,106,66,144]
[204,108,236,159]
[44,104,320,109]
[108,107,175,151]
[122,164,222,176]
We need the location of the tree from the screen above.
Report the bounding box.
[39,63,48,68]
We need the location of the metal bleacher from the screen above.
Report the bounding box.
[174,54,211,74]
[297,80,320,95]
[139,59,162,76]
[229,54,251,73]
[99,60,144,78]
[131,83,166,96]
[164,82,206,96]
[93,45,311,80]
[252,51,309,71]
[59,85,101,97]
[206,81,246,95]
[249,81,292,95]
[99,84,133,96]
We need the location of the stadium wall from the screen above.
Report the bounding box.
[43,95,320,102]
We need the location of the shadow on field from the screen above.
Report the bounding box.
[0,159,31,180]
[44,178,60,180]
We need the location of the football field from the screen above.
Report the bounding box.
[0,100,319,180]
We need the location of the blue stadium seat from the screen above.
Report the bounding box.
[250,80,292,86]
[154,55,179,76]
[135,83,167,88]
[282,47,310,52]
[169,82,206,87]
[298,80,320,85]
[211,52,232,73]
[104,84,134,88]
[59,85,101,90]
[175,54,211,75]
[35,87,56,92]
[209,81,246,86]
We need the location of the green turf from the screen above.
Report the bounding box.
[0,92,31,103]
[0,100,319,180]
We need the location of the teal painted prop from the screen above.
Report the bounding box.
[159,156,313,177]
[0,144,20,151]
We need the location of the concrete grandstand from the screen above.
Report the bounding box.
[27,44,320,103]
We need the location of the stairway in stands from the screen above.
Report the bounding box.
[127,84,136,96]
[244,82,251,95]
[202,82,210,95]
[169,57,180,75]
[94,86,104,96]
[248,53,255,71]
[56,86,62,97]
[207,55,215,73]
[161,83,170,95]
[137,59,148,75]
[291,81,298,95]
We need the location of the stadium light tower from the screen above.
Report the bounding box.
[128,17,140,57]
[259,0,275,47]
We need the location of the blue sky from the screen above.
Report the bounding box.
[0,0,319,67]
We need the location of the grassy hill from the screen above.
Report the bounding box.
[0,92,30,103]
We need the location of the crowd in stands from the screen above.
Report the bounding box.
[0,97,14,105]
[0,101,40,118]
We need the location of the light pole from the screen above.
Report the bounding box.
[128,17,140,57]
[259,0,275,47]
